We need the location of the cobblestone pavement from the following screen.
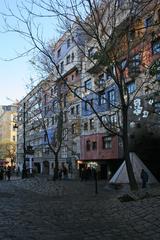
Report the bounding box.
[0,176,160,240]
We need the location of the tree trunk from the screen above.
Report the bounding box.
[122,108,138,191]
[53,153,59,180]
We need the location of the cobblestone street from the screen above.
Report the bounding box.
[0,177,160,240]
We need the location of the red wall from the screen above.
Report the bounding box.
[80,133,119,161]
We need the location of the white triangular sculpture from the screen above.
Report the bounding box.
[109,152,158,184]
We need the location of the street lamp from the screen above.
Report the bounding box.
[22,102,27,178]
[14,102,27,178]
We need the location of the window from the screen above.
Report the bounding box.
[144,16,153,28]
[63,129,68,140]
[63,95,67,107]
[121,59,127,70]
[106,67,113,80]
[76,105,80,115]
[84,102,89,111]
[109,114,117,126]
[71,74,74,81]
[92,141,97,150]
[66,55,70,64]
[84,122,88,131]
[44,106,47,115]
[98,74,105,87]
[44,133,47,142]
[158,9,160,22]
[67,38,71,48]
[129,29,135,40]
[129,54,141,74]
[152,39,160,54]
[13,136,16,141]
[71,107,75,115]
[131,54,141,67]
[88,47,95,57]
[64,111,68,122]
[54,86,57,94]
[90,118,94,130]
[85,79,92,92]
[86,140,91,151]
[116,0,125,7]
[45,148,50,155]
[60,61,64,73]
[44,94,47,104]
[57,48,61,58]
[98,91,106,105]
[71,52,75,62]
[156,65,160,81]
[155,102,160,114]
[102,136,112,149]
[99,115,108,127]
[71,123,76,134]
[108,89,115,107]
[89,99,94,108]
[51,88,54,96]
[52,117,55,125]
[46,118,49,127]
[127,81,136,94]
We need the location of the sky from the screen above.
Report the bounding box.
[0,0,58,105]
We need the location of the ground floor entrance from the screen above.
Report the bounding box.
[77,159,123,180]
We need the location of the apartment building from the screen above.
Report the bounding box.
[17,26,85,177]
[79,0,160,180]
[17,0,160,180]
[0,105,17,167]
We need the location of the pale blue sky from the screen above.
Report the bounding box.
[0,0,58,105]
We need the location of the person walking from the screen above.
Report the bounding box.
[6,166,11,181]
[140,169,149,188]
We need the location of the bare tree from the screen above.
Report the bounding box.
[0,141,16,166]
[1,0,160,189]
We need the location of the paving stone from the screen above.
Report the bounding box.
[0,176,160,239]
